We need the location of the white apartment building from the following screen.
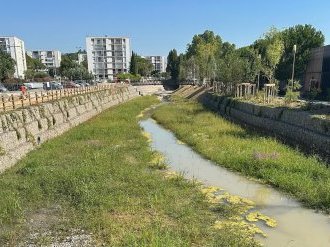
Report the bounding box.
[144,56,166,73]
[0,36,27,79]
[86,36,130,80]
[27,50,61,68]
[78,53,87,64]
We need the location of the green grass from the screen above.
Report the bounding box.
[0,96,259,246]
[152,99,330,212]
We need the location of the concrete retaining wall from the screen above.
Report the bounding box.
[199,93,330,159]
[0,85,139,172]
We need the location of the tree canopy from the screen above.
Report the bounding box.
[0,51,16,81]
[254,27,284,83]
[129,51,153,77]
[276,24,325,81]
[59,54,92,80]
[26,54,46,71]
[167,24,325,88]
[166,49,180,81]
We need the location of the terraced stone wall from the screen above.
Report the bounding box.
[200,93,330,159]
[0,86,139,172]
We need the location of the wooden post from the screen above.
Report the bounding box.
[28,92,31,106]
[11,94,15,109]
[35,92,38,104]
[2,95,6,112]
[21,93,24,107]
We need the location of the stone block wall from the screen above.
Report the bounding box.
[0,86,139,172]
[200,93,330,159]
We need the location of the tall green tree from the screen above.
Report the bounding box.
[186,30,222,80]
[217,49,246,84]
[166,49,180,81]
[254,27,284,83]
[0,51,16,81]
[276,24,325,81]
[129,51,138,75]
[237,46,263,83]
[136,56,153,76]
[129,52,153,77]
[59,54,91,80]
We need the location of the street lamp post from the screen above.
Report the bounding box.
[257,54,261,91]
[291,44,297,88]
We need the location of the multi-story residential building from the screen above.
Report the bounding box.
[78,53,87,64]
[27,50,61,68]
[144,56,166,73]
[0,36,27,79]
[86,36,130,80]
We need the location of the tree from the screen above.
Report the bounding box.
[254,28,284,84]
[237,46,262,83]
[0,51,16,81]
[136,56,153,76]
[129,51,152,76]
[59,54,91,80]
[166,49,180,81]
[26,53,46,71]
[81,59,88,70]
[129,51,138,75]
[186,30,222,81]
[276,24,325,81]
[217,50,245,84]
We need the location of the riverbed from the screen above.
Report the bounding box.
[140,118,330,247]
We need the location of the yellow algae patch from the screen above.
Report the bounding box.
[136,107,152,118]
[149,153,167,170]
[220,192,255,206]
[176,139,186,145]
[200,186,224,204]
[200,186,222,195]
[246,212,277,228]
[136,113,144,118]
[150,153,165,165]
[141,131,152,143]
[205,194,223,204]
[213,220,266,238]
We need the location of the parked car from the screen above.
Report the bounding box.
[43,81,64,90]
[24,82,44,90]
[0,83,8,92]
[63,81,80,88]
[74,80,90,87]
[2,83,24,91]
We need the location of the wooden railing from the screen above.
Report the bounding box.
[0,84,125,112]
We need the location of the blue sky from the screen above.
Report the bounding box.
[1,0,329,56]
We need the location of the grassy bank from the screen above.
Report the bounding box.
[0,96,260,246]
[152,99,330,212]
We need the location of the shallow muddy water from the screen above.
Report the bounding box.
[140,118,330,247]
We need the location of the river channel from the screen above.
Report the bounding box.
[140,116,330,247]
